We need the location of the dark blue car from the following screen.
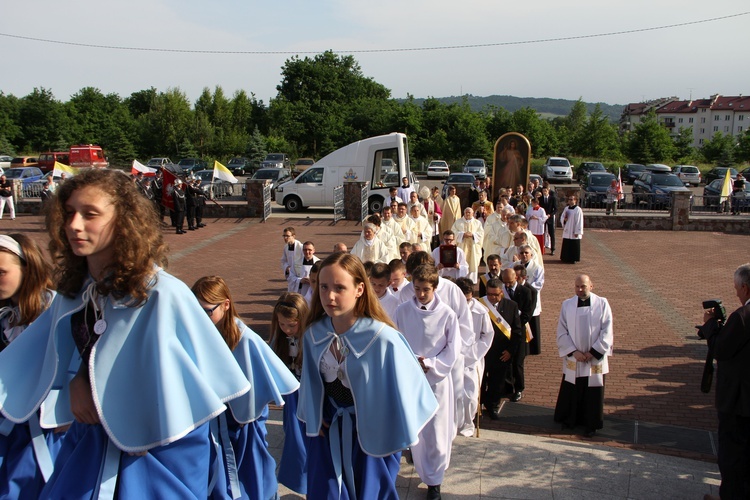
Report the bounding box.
[581,172,617,207]
[632,172,691,208]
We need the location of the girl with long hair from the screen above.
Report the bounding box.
[0,168,251,498]
[297,252,438,499]
[192,276,298,500]
[268,292,309,495]
[0,233,59,498]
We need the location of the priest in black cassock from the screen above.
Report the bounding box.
[553,275,614,437]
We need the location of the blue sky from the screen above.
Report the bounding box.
[2,0,748,107]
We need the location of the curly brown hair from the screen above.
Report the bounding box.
[0,234,53,326]
[46,168,168,303]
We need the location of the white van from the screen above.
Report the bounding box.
[275,132,411,213]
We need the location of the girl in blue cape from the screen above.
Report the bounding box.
[268,292,309,494]
[0,169,251,499]
[192,276,299,500]
[0,233,61,499]
[297,252,439,499]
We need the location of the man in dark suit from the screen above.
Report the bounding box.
[501,268,534,402]
[539,186,558,255]
[480,278,523,420]
[699,263,750,500]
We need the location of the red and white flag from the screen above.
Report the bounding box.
[131,160,157,177]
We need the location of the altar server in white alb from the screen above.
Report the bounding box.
[560,195,584,264]
[554,274,613,437]
[281,227,304,291]
[455,277,494,437]
[368,262,400,320]
[431,230,468,281]
[452,207,484,283]
[287,241,320,297]
[394,265,460,500]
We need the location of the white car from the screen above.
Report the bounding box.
[426,160,450,178]
[672,165,701,186]
[542,157,573,184]
[0,155,11,170]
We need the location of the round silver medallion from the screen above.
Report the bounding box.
[94,319,107,335]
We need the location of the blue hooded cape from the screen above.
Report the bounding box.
[297,316,438,457]
[227,319,299,423]
[0,270,251,453]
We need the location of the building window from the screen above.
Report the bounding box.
[699,139,704,145]
[739,115,745,121]
[678,118,683,123]
[700,128,705,133]
[725,115,731,121]
[714,115,720,121]
[739,126,744,132]
[725,126,730,132]
[714,126,719,132]
[689,117,694,123]
[701,117,706,123]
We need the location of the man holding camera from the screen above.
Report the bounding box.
[699,263,750,500]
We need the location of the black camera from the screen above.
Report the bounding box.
[702,299,727,324]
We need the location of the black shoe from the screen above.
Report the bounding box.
[197,223,206,227]
[427,484,441,500]
[583,429,597,438]
[511,391,523,402]
[188,227,196,230]
[489,408,500,420]
[550,251,554,256]
[177,230,186,234]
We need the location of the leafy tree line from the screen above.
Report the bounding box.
[1,51,748,169]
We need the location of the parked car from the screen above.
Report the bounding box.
[703,178,750,208]
[644,164,672,174]
[529,174,543,187]
[193,170,234,198]
[226,157,254,176]
[294,158,315,173]
[380,158,397,174]
[147,157,172,169]
[0,155,11,170]
[26,171,63,197]
[4,167,44,186]
[426,160,450,178]
[576,162,606,182]
[252,167,292,200]
[704,167,738,185]
[632,172,691,208]
[580,172,617,207]
[672,165,701,186]
[9,156,38,169]
[740,167,750,177]
[541,157,573,184]
[623,164,646,185]
[177,158,207,174]
[463,158,487,179]
[260,153,291,169]
[441,172,476,199]
[37,152,70,173]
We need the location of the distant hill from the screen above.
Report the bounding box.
[398,94,625,122]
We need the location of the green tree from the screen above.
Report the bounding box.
[138,88,193,157]
[701,132,735,166]
[580,104,620,159]
[673,126,696,163]
[563,98,588,154]
[624,110,675,164]
[18,88,71,152]
[0,93,22,152]
[735,129,750,163]
[510,107,557,157]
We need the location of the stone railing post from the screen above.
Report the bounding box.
[246,179,270,218]
[670,191,692,230]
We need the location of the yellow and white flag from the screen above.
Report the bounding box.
[719,168,732,203]
[213,161,238,184]
[53,161,78,178]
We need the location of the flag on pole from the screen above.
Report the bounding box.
[161,167,177,211]
[132,160,157,177]
[719,168,733,203]
[616,168,625,201]
[213,161,238,184]
[53,162,78,178]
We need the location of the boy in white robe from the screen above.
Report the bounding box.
[455,278,494,437]
[394,265,460,499]
[389,259,409,300]
[281,226,304,292]
[288,240,320,297]
[368,262,400,320]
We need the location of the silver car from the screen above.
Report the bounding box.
[542,157,573,184]
[672,165,701,186]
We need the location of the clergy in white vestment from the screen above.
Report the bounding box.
[394,266,460,494]
[454,277,494,437]
[281,227,304,292]
[421,186,443,230]
[482,201,510,259]
[431,230,468,281]
[553,275,613,437]
[288,241,321,297]
[380,206,405,261]
[409,205,433,245]
[440,185,462,235]
[392,203,417,244]
[407,191,428,218]
[351,223,391,264]
[397,176,416,203]
[560,195,584,264]
[451,207,484,283]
